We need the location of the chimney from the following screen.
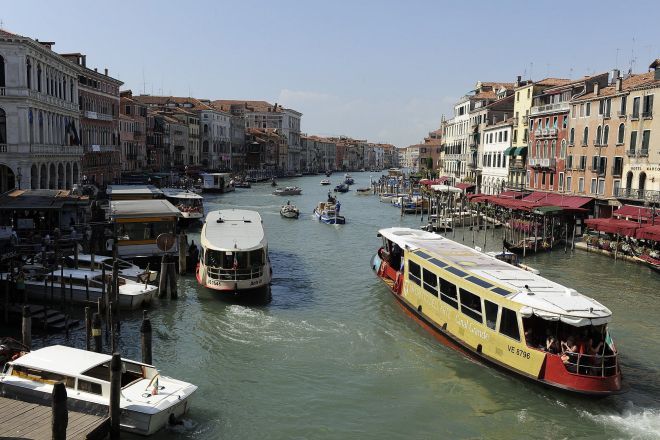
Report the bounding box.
[616,77,623,92]
[594,82,600,96]
[104,68,108,76]
[516,75,521,87]
[609,69,620,84]
[82,55,86,67]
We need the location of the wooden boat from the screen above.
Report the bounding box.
[313,201,346,225]
[373,227,622,396]
[334,184,349,193]
[65,254,158,283]
[637,254,660,273]
[196,210,272,299]
[356,187,371,194]
[0,345,197,435]
[233,181,251,188]
[504,237,554,255]
[344,174,355,185]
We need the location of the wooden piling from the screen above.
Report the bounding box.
[69,274,74,306]
[168,259,178,299]
[22,305,31,349]
[179,233,187,275]
[85,306,91,351]
[109,353,122,440]
[159,254,168,298]
[141,310,152,365]
[109,303,116,354]
[74,241,79,269]
[85,274,90,302]
[92,312,102,353]
[51,381,68,440]
[112,260,120,333]
[3,274,8,324]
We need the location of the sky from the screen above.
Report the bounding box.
[2,0,659,147]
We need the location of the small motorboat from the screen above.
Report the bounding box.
[0,345,197,435]
[344,174,355,185]
[273,186,303,196]
[314,201,345,225]
[320,179,331,185]
[234,180,251,188]
[356,187,371,194]
[271,178,277,187]
[334,183,349,193]
[325,170,332,177]
[280,203,300,219]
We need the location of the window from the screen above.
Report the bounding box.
[78,379,103,395]
[560,140,567,158]
[596,126,602,145]
[459,288,482,323]
[603,125,609,145]
[617,124,625,144]
[630,131,637,152]
[643,95,654,117]
[551,140,556,158]
[578,177,585,193]
[516,92,520,101]
[550,172,554,188]
[613,179,621,196]
[586,102,591,116]
[513,129,517,143]
[422,268,437,296]
[632,97,640,118]
[598,178,605,195]
[559,172,564,191]
[484,300,498,330]
[553,116,558,128]
[580,103,585,117]
[562,116,568,128]
[620,96,627,115]
[408,261,421,286]
[527,89,530,98]
[569,128,575,145]
[613,156,624,176]
[566,154,573,169]
[542,172,546,186]
[642,130,650,152]
[503,131,508,142]
[566,176,572,192]
[590,178,597,194]
[499,307,520,341]
[439,277,458,309]
[582,127,589,146]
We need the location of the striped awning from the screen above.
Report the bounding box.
[503,146,515,156]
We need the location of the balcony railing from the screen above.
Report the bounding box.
[627,149,649,157]
[84,111,114,121]
[512,118,519,127]
[528,157,557,168]
[30,144,84,155]
[614,187,660,202]
[617,111,627,118]
[533,128,558,138]
[530,102,570,116]
[87,145,116,153]
[28,90,78,111]
[509,159,526,170]
[642,111,653,119]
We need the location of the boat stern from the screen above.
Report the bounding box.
[540,353,623,396]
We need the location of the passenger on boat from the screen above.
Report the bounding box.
[560,336,579,371]
[545,335,559,354]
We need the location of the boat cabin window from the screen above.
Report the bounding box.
[78,379,103,395]
[116,221,174,241]
[439,277,458,309]
[11,365,75,388]
[380,238,402,270]
[82,361,144,388]
[459,288,483,323]
[484,300,498,330]
[408,261,421,286]
[422,268,438,296]
[499,307,521,341]
[205,249,265,269]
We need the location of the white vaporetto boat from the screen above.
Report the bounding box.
[196,210,272,299]
[0,345,197,435]
[161,188,204,224]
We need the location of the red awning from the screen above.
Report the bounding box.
[496,190,528,199]
[584,218,641,236]
[613,205,658,222]
[420,178,447,186]
[437,176,450,183]
[635,224,660,241]
[486,197,539,211]
[522,192,593,209]
[455,183,475,191]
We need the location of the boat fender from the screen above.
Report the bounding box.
[477,344,482,354]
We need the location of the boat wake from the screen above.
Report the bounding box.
[580,404,660,440]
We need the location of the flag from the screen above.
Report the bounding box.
[152,376,159,395]
[605,331,616,353]
[232,254,238,270]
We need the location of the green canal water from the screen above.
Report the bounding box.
[37,173,660,439]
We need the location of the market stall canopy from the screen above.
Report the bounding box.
[635,224,660,241]
[584,217,641,236]
[455,183,476,191]
[613,205,658,222]
[429,185,462,193]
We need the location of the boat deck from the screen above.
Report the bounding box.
[0,396,108,439]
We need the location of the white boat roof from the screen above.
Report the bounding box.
[110,200,182,218]
[107,185,163,196]
[378,227,611,326]
[430,184,462,193]
[49,267,105,278]
[201,209,267,251]
[200,172,231,177]
[161,188,204,200]
[12,345,114,377]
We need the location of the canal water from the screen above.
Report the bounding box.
[35,173,660,439]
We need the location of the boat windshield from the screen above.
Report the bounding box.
[116,221,174,241]
[522,316,618,377]
[205,249,265,269]
[82,360,145,387]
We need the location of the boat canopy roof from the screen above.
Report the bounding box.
[107,185,163,197]
[429,184,462,193]
[110,200,182,219]
[202,209,266,252]
[377,227,611,326]
[161,188,203,200]
[11,345,119,377]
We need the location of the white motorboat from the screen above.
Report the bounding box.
[280,204,300,219]
[0,345,197,435]
[272,186,302,196]
[197,210,272,299]
[65,254,158,283]
[161,188,204,224]
[320,179,331,185]
[21,268,156,310]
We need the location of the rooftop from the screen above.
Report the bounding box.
[201,209,267,252]
[109,199,181,219]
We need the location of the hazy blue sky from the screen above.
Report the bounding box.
[3,0,659,146]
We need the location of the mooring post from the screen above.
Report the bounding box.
[22,305,31,349]
[109,303,116,353]
[112,260,120,333]
[85,306,91,351]
[69,274,74,307]
[179,233,187,275]
[85,274,90,302]
[3,274,8,324]
[168,258,178,299]
[140,310,152,365]
[74,241,79,269]
[51,381,68,440]
[109,352,122,440]
[159,254,168,298]
[92,312,102,353]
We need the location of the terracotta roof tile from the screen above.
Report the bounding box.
[535,77,572,87]
[573,72,659,101]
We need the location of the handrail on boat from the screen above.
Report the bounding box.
[559,351,619,377]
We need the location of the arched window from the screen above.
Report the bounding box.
[26,57,31,89]
[0,108,6,144]
[569,127,575,145]
[37,65,42,92]
[535,141,541,158]
[603,125,609,145]
[596,126,602,145]
[0,55,5,88]
[551,140,556,158]
[560,140,567,159]
[617,123,624,144]
[582,127,589,146]
[543,141,548,158]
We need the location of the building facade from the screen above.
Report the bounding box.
[0,30,82,192]
[481,121,512,194]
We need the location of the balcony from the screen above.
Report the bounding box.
[28,90,78,112]
[617,111,627,118]
[627,149,649,157]
[530,102,570,116]
[523,118,528,126]
[614,187,660,203]
[642,111,653,119]
[512,118,519,127]
[84,111,114,121]
[509,159,526,170]
[528,157,556,169]
[87,145,116,153]
[533,128,558,139]
[30,144,84,155]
